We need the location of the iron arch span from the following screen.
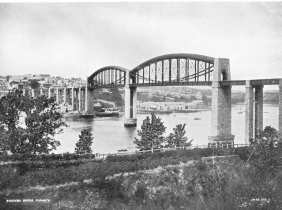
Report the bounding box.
[88,66,128,90]
[87,54,216,90]
[130,53,215,87]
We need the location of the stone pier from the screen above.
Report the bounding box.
[85,85,89,113]
[78,88,82,112]
[80,88,84,112]
[86,88,94,114]
[48,88,52,98]
[208,58,234,146]
[71,88,75,111]
[31,89,35,98]
[245,80,254,143]
[124,71,137,127]
[254,85,263,137]
[244,82,264,143]
[56,88,60,104]
[63,88,67,104]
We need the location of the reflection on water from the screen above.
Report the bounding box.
[55,104,278,154]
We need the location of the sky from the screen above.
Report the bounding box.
[0,2,282,80]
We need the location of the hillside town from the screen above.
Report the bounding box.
[0,74,86,98]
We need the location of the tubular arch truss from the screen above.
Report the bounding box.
[88,53,215,89]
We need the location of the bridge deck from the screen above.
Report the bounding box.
[221,78,280,86]
[130,81,212,87]
[87,78,281,89]
[130,78,281,88]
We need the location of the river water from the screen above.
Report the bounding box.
[55,104,279,154]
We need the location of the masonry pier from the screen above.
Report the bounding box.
[208,58,234,146]
[254,85,263,137]
[124,71,137,127]
[245,80,253,143]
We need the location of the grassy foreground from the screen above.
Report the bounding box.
[1,147,282,210]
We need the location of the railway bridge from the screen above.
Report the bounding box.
[37,53,282,146]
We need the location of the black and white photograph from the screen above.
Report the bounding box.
[0,1,282,209]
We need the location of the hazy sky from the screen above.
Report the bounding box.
[0,2,282,80]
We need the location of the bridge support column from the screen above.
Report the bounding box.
[71,88,75,111]
[124,86,137,127]
[254,85,263,137]
[63,88,67,104]
[78,87,81,112]
[23,89,27,96]
[83,88,86,112]
[31,89,35,98]
[245,80,253,144]
[86,86,94,114]
[85,86,88,113]
[48,88,51,98]
[208,58,234,146]
[124,71,137,127]
[80,88,84,112]
[279,79,282,141]
[56,88,59,104]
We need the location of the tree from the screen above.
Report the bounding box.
[249,126,280,178]
[75,129,94,154]
[165,124,192,148]
[134,113,166,151]
[24,95,66,154]
[166,133,175,148]
[0,89,65,154]
[0,126,8,153]
[245,126,282,208]
[0,90,28,153]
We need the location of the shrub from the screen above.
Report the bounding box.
[75,129,94,154]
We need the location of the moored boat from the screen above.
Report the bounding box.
[95,107,120,117]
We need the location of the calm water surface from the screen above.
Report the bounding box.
[55,104,279,154]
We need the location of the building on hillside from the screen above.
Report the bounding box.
[137,100,206,112]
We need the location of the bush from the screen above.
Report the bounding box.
[0,152,96,162]
[0,146,254,190]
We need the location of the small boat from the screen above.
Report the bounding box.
[138,110,173,114]
[193,117,201,120]
[117,149,128,152]
[95,107,120,117]
[79,114,95,118]
[64,111,80,118]
[174,110,198,113]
